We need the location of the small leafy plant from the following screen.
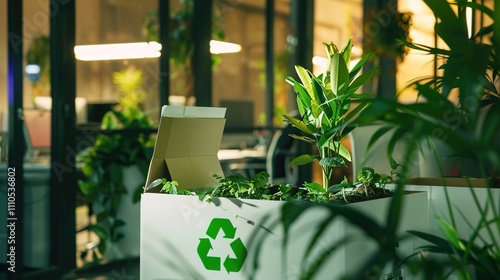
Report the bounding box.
[157,166,395,205]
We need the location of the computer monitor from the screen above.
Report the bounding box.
[219,100,254,129]
[86,102,117,124]
[23,109,51,160]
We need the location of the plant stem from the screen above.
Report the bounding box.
[321,146,332,191]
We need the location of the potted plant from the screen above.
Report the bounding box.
[283,38,377,193]
[77,67,156,263]
[139,39,429,280]
[351,0,500,278]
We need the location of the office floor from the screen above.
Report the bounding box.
[63,258,140,280]
[62,206,140,280]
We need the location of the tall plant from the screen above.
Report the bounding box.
[353,0,500,278]
[284,38,376,190]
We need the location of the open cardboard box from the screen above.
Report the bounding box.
[145,105,227,191]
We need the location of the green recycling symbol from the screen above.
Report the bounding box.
[197,218,248,273]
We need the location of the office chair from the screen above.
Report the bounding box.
[228,121,300,186]
[265,122,299,185]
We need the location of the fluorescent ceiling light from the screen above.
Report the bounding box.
[210,40,241,54]
[75,40,241,61]
[74,42,162,61]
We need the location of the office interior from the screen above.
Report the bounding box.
[0,0,477,279]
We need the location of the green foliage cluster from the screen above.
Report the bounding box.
[283,38,376,191]
[351,0,500,278]
[158,166,394,205]
[77,68,156,263]
[112,68,147,108]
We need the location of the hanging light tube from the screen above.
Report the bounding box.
[74,40,241,61]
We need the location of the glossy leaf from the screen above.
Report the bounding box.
[319,156,346,168]
[289,154,319,166]
[304,182,326,193]
[283,115,314,135]
[436,217,465,251]
[330,53,349,96]
[295,65,315,99]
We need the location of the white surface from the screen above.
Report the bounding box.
[348,123,420,178]
[102,165,143,260]
[217,149,266,161]
[141,192,428,280]
[397,184,500,246]
[33,96,88,124]
[161,105,226,118]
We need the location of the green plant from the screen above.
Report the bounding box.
[156,165,395,206]
[112,68,147,108]
[283,38,377,191]
[77,68,156,262]
[352,0,500,278]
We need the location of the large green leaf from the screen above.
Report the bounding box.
[295,65,315,99]
[304,182,326,193]
[436,217,466,251]
[349,52,374,79]
[319,156,346,168]
[346,68,377,95]
[289,154,318,166]
[329,53,349,96]
[311,77,328,113]
[288,133,315,143]
[283,115,314,135]
[425,0,468,48]
[341,100,371,124]
[287,77,312,109]
[340,37,352,68]
[336,142,351,162]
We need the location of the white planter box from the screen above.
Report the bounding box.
[398,180,500,246]
[95,165,143,261]
[140,191,428,280]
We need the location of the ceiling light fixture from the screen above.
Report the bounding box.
[74,42,162,61]
[74,40,241,61]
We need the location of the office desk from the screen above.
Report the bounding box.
[218,149,267,177]
[218,149,266,162]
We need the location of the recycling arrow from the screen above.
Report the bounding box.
[197,238,221,271]
[197,218,248,274]
[206,218,236,239]
[223,237,247,273]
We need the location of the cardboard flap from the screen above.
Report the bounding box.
[145,105,226,190]
[164,118,224,157]
[165,156,222,189]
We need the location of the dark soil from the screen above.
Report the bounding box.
[330,183,393,203]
